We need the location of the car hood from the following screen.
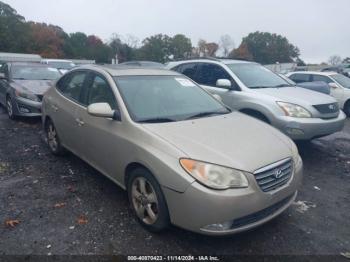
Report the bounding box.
[13,80,54,95]
[143,112,293,173]
[254,86,335,105]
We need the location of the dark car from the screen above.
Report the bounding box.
[322,64,350,77]
[0,62,61,119]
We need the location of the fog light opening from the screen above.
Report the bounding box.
[286,128,304,136]
[19,106,30,113]
[201,221,233,232]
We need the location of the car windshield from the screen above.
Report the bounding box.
[12,66,61,80]
[114,75,230,123]
[227,63,292,89]
[332,74,350,89]
[47,61,75,70]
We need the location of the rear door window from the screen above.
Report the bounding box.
[196,63,232,87]
[174,63,198,81]
[289,74,311,83]
[57,71,88,105]
[312,75,332,83]
[87,74,118,109]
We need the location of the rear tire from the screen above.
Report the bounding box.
[127,168,170,232]
[344,101,350,117]
[45,119,66,156]
[6,96,16,120]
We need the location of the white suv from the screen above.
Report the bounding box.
[286,71,350,116]
[167,59,346,140]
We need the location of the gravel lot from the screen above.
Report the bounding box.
[0,106,349,258]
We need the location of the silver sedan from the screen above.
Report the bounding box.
[42,65,302,235]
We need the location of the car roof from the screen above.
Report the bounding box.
[167,58,256,68]
[78,64,182,77]
[8,62,55,67]
[42,59,74,63]
[290,71,338,76]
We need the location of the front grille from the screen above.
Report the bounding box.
[254,158,293,192]
[231,194,294,229]
[313,103,339,114]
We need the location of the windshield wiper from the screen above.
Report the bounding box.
[249,85,273,89]
[138,117,177,123]
[273,84,292,88]
[186,110,229,120]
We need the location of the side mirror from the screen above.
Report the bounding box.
[216,79,232,89]
[329,82,339,89]
[87,103,116,119]
[212,94,223,102]
[0,73,6,79]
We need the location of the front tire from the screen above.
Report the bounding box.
[127,168,170,232]
[45,119,66,155]
[6,96,16,120]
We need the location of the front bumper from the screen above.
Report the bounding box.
[163,156,302,236]
[272,111,346,140]
[13,97,42,117]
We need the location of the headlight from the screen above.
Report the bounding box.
[277,102,311,118]
[15,90,39,102]
[180,159,249,190]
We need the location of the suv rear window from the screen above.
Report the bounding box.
[174,63,198,80]
[289,74,310,83]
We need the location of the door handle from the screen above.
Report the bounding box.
[75,118,85,126]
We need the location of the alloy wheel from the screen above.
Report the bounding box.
[6,98,13,118]
[131,177,159,225]
[47,124,58,152]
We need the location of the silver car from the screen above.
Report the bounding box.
[42,65,302,235]
[0,62,61,119]
[167,59,346,140]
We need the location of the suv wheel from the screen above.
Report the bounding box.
[6,96,16,120]
[127,168,170,232]
[344,101,350,117]
[45,119,66,155]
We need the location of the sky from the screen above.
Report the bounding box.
[4,0,350,63]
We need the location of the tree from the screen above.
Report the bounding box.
[0,1,32,53]
[343,57,350,64]
[229,42,253,61]
[328,55,342,66]
[296,57,306,66]
[219,35,235,57]
[109,34,135,63]
[235,31,300,64]
[86,35,113,63]
[28,22,67,58]
[169,34,192,60]
[63,32,88,59]
[196,39,219,57]
[137,34,172,63]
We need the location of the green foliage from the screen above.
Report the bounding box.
[0,2,303,65]
[169,34,192,60]
[136,34,172,63]
[0,1,31,53]
[235,31,300,64]
[109,35,135,63]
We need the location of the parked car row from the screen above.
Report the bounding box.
[321,64,350,77]
[286,71,350,116]
[0,58,346,236]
